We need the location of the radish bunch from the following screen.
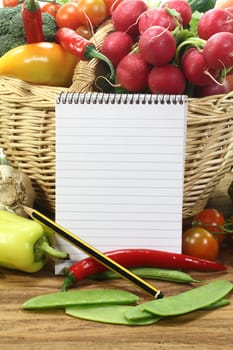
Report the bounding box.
[101,0,233,97]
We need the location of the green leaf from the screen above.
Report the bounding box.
[188,11,202,36]
[174,29,196,46]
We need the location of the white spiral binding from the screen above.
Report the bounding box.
[56,92,186,105]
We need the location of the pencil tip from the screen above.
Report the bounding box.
[21,205,33,216]
[155,291,164,299]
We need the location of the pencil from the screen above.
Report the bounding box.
[23,206,163,299]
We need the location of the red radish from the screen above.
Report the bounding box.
[138,25,176,66]
[101,31,134,66]
[116,52,150,92]
[226,7,233,14]
[203,31,233,69]
[148,64,186,94]
[181,48,220,86]
[194,78,231,97]
[161,0,192,27]
[138,8,176,34]
[112,0,148,37]
[197,8,233,40]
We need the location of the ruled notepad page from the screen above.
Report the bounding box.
[55,93,187,273]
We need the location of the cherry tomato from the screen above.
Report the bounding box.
[3,0,19,6]
[55,2,83,30]
[74,0,107,27]
[104,0,124,16]
[41,3,61,18]
[193,208,225,243]
[182,227,219,261]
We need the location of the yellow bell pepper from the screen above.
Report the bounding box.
[0,210,68,273]
[0,42,79,87]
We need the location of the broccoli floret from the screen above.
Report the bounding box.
[9,11,57,42]
[0,4,22,35]
[10,37,27,50]
[0,34,26,57]
[42,13,58,42]
[0,6,57,57]
[0,5,26,57]
[9,12,26,39]
[0,34,14,57]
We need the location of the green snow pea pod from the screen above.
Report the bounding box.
[125,279,233,320]
[205,298,230,309]
[65,298,230,326]
[90,267,201,284]
[66,305,161,326]
[22,289,139,310]
[125,297,231,322]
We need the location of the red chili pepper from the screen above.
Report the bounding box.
[55,27,115,81]
[61,248,226,291]
[22,0,45,44]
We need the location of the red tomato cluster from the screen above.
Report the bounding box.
[2,0,123,40]
[182,208,227,261]
[42,0,124,40]
[2,0,121,25]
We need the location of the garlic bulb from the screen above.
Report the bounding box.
[0,165,35,217]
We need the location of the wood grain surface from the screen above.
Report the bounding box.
[1,245,233,350]
[1,172,232,350]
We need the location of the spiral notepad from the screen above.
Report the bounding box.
[55,92,188,273]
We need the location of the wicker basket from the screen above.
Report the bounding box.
[0,21,233,218]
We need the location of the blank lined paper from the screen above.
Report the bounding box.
[55,93,187,273]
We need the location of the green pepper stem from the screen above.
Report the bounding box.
[61,272,77,292]
[85,45,115,82]
[24,0,40,12]
[34,236,69,262]
[40,238,69,259]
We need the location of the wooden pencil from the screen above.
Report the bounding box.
[23,206,163,299]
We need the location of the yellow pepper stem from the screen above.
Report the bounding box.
[35,236,69,261]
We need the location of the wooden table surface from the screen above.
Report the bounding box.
[0,172,232,350]
[1,244,233,350]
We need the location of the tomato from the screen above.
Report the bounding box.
[3,0,19,6]
[41,3,61,18]
[215,0,233,9]
[104,0,124,16]
[56,2,83,30]
[193,208,225,243]
[74,0,107,27]
[182,227,219,261]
